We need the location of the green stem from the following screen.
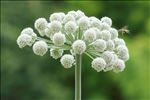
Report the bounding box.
[75,54,82,100]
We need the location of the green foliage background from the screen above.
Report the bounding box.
[1,1,150,100]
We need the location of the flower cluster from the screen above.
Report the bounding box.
[17,10,129,73]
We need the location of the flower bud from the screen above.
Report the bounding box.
[60,54,75,68]
[93,39,106,52]
[92,57,106,72]
[101,16,112,26]
[68,10,77,19]
[64,21,77,33]
[84,28,96,42]
[50,49,63,59]
[72,40,86,54]
[109,28,118,39]
[52,32,66,46]
[17,34,32,48]
[89,16,102,29]
[33,40,48,56]
[113,59,125,73]
[101,30,111,41]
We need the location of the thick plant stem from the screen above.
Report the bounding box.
[75,54,82,100]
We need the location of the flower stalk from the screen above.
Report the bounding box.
[75,54,82,100]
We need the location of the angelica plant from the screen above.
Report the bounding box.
[17,10,129,100]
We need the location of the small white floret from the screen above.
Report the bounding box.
[113,59,125,73]
[106,40,115,51]
[113,38,126,47]
[33,40,48,56]
[17,34,32,48]
[49,13,62,22]
[92,39,106,52]
[109,28,118,39]
[78,16,89,30]
[63,14,75,24]
[72,40,86,54]
[101,30,111,41]
[50,49,63,59]
[64,21,77,33]
[101,16,112,26]
[92,57,106,72]
[84,28,96,42]
[100,23,110,30]
[60,54,75,68]
[52,32,66,46]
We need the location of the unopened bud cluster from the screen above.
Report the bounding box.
[17,10,129,73]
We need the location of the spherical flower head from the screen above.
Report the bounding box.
[64,21,77,33]
[60,54,75,68]
[114,38,126,47]
[50,48,63,59]
[33,40,48,56]
[101,51,115,66]
[101,30,111,41]
[78,16,89,30]
[58,12,65,20]
[52,32,66,46]
[76,10,85,20]
[101,16,112,26]
[84,28,96,42]
[50,21,62,32]
[113,59,125,73]
[92,28,103,39]
[63,14,75,24]
[106,40,115,51]
[100,23,110,31]
[72,40,86,54]
[92,39,106,52]
[21,27,37,45]
[116,45,129,61]
[49,13,62,22]
[109,28,118,39]
[92,57,106,72]
[89,17,102,29]
[68,10,77,19]
[34,18,48,36]
[103,53,118,72]
[21,27,34,36]
[17,34,32,48]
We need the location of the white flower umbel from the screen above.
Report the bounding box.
[17,10,130,100]
[60,54,75,68]
[72,40,86,54]
[17,34,32,48]
[33,40,48,56]
[50,49,63,59]
[113,59,125,73]
[34,18,48,36]
[92,39,106,52]
[52,32,66,46]
[92,57,106,72]
[84,28,96,42]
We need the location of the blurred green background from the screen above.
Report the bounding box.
[1,1,150,100]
